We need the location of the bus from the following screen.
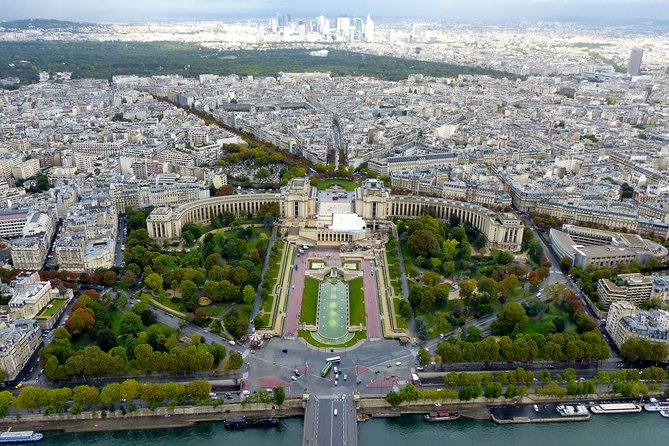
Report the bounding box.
[325,356,341,363]
[321,361,333,377]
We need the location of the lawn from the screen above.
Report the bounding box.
[201,303,229,318]
[416,309,451,339]
[298,329,366,348]
[38,298,66,317]
[316,178,358,191]
[110,310,125,335]
[151,293,187,314]
[348,278,365,326]
[300,277,320,325]
[393,299,408,329]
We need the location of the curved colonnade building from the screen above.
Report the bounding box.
[147,178,524,251]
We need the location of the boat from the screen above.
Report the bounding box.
[0,430,44,443]
[423,411,461,422]
[357,414,370,422]
[590,403,642,414]
[660,410,669,418]
[557,404,589,417]
[644,398,669,412]
[223,416,279,430]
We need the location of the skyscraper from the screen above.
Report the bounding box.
[365,13,375,42]
[628,48,643,76]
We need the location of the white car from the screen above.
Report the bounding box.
[228,340,236,346]
[395,361,402,366]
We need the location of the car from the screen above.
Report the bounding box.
[387,364,392,368]
[15,383,23,389]
[343,374,348,381]
[439,333,445,339]
[228,340,236,346]
[282,349,288,353]
[334,408,338,416]
[395,361,402,366]
[203,329,209,333]
[291,376,297,381]
[416,366,424,371]
[435,403,442,407]
[533,404,539,412]
[356,379,362,385]
[334,380,338,386]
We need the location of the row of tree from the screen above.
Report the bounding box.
[10,380,213,415]
[40,328,227,380]
[436,331,610,363]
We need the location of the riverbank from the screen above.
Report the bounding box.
[0,394,654,433]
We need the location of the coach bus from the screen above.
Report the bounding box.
[325,356,341,363]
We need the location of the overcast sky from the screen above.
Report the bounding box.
[2,0,668,23]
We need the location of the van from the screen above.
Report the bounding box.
[334,408,338,416]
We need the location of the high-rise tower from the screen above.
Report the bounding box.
[628,48,643,76]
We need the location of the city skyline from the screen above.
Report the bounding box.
[2,0,669,23]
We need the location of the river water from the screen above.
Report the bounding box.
[38,412,668,446]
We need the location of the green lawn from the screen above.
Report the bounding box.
[393,299,408,329]
[416,310,451,339]
[110,310,125,335]
[151,294,187,314]
[300,277,320,325]
[257,313,271,327]
[316,179,358,191]
[38,299,66,317]
[348,278,365,326]
[298,329,366,348]
[201,303,229,318]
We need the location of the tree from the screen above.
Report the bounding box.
[99,383,121,406]
[477,278,499,298]
[204,280,237,302]
[119,379,141,402]
[243,285,256,306]
[180,279,200,311]
[120,312,143,337]
[73,385,99,408]
[0,391,13,416]
[459,279,476,299]
[418,348,431,366]
[414,317,428,340]
[386,391,402,406]
[65,307,96,335]
[122,270,137,287]
[186,381,212,400]
[144,273,163,291]
[527,239,543,263]
[522,298,547,317]
[491,302,528,336]
[102,270,117,287]
[397,300,412,319]
[226,352,244,370]
[273,386,285,405]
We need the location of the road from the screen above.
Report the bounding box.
[362,257,381,339]
[305,395,357,446]
[114,214,127,266]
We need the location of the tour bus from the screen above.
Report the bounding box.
[321,361,333,377]
[325,356,341,363]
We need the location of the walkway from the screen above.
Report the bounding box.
[284,246,309,338]
[361,258,381,340]
[303,394,357,446]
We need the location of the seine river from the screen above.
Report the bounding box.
[39,413,668,446]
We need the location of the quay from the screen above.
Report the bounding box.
[490,402,591,424]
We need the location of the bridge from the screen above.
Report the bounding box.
[303,394,357,446]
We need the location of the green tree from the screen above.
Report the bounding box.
[386,391,402,406]
[273,386,285,405]
[103,270,117,287]
[186,380,212,400]
[99,383,121,406]
[73,385,99,408]
[144,273,163,291]
[491,302,528,336]
[243,285,256,306]
[459,279,476,299]
[122,270,137,287]
[226,352,244,370]
[0,391,13,416]
[120,312,143,337]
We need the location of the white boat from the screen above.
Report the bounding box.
[0,430,44,443]
[590,403,642,414]
[660,410,669,418]
[644,398,669,412]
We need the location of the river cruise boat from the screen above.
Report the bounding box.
[0,430,43,443]
[644,398,669,412]
[423,411,461,422]
[590,403,642,414]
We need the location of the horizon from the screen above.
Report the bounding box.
[1,0,669,24]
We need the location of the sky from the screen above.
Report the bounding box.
[1,0,668,23]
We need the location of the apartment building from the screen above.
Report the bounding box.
[11,159,40,181]
[0,319,42,382]
[597,273,654,307]
[8,272,59,320]
[606,301,669,349]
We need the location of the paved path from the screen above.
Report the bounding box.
[284,247,309,338]
[361,258,381,340]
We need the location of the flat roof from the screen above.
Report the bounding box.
[330,213,366,233]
